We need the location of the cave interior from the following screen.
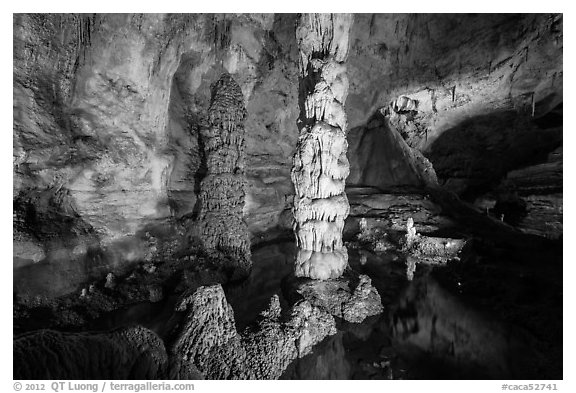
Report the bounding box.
[12,13,563,380]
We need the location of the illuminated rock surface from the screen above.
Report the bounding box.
[171,284,336,379]
[284,273,383,323]
[292,13,354,280]
[189,73,251,277]
[13,14,562,293]
[12,13,562,381]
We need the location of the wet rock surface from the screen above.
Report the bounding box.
[13,249,228,334]
[14,14,562,295]
[345,186,458,237]
[283,273,383,324]
[12,230,562,380]
[13,13,562,381]
[14,325,203,380]
[170,284,336,379]
[282,237,561,379]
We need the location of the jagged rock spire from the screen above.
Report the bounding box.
[194,73,251,277]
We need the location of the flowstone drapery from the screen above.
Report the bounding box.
[194,73,251,277]
[292,14,354,280]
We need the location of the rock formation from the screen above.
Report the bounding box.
[12,13,563,381]
[284,273,384,323]
[13,14,562,297]
[192,73,251,277]
[345,187,456,239]
[292,13,354,280]
[491,145,562,239]
[171,284,336,379]
[401,217,466,280]
[13,325,202,379]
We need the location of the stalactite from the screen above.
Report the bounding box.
[292,13,353,280]
[193,73,251,277]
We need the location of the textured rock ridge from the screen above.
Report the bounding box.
[14,325,202,379]
[192,73,251,276]
[13,14,562,297]
[171,284,336,379]
[401,217,466,280]
[284,273,384,323]
[292,13,354,280]
[492,145,562,239]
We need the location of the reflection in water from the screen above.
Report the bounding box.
[14,242,138,298]
[390,277,539,379]
[281,332,352,379]
[14,249,110,298]
[67,240,540,379]
[226,242,296,330]
[90,296,179,339]
[266,242,539,379]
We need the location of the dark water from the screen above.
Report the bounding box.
[233,242,540,380]
[88,241,541,379]
[226,242,296,330]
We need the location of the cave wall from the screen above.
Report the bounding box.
[13,14,301,296]
[346,13,563,195]
[13,13,562,296]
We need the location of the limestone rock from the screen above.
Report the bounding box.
[401,217,466,267]
[347,14,562,202]
[345,186,457,238]
[13,325,202,379]
[171,284,337,379]
[292,14,354,280]
[188,73,251,277]
[492,146,563,239]
[284,273,383,323]
[242,297,337,378]
[515,194,562,239]
[13,14,300,297]
[13,13,562,298]
[13,230,45,266]
[172,285,244,379]
[347,14,562,133]
[342,275,385,323]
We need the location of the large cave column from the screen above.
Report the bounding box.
[195,73,251,277]
[292,14,353,280]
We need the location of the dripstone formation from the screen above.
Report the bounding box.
[13,326,202,380]
[171,285,337,379]
[194,73,251,277]
[291,13,354,280]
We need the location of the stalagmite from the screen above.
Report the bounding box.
[193,73,251,277]
[292,14,354,280]
[171,285,336,379]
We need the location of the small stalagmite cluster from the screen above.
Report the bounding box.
[194,73,251,276]
[292,13,354,280]
[171,285,336,379]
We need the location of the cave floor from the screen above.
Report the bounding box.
[13,232,562,380]
[13,186,562,380]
